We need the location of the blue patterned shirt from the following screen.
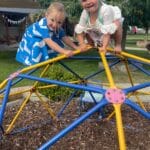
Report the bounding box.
[16,17,65,65]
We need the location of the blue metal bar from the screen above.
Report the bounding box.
[85,59,120,80]
[38,99,108,150]
[89,91,98,104]
[10,118,52,135]
[59,61,83,80]
[129,60,150,76]
[123,82,150,94]
[18,74,105,94]
[0,80,12,125]
[57,90,78,118]
[125,99,150,119]
[128,59,150,66]
[0,68,38,94]
[69,55,118,60]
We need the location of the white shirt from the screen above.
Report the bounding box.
[75,3,122,35]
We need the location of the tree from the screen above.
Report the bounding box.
[107,0,150,49]
[37,0,52,8]
[37,0,82,20]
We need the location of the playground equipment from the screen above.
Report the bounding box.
[0,47,150,150]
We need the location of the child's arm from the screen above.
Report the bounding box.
[44,38,73,57]
[75,10,89,51]
[62,36,78,50]
[76,33,88,51]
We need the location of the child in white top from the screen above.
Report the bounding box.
[75,0,123,54]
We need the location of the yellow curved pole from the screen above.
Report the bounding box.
[107,47,150,64]
[0,47,91,90]
[20,48,91,74]
[0,79,8,89]
[98,49,115,88]
[122,52,150,63]
[98,49,126,150]
[33,64,51,87]
[35,91,56,119]
[6,92,32,134]
[114,104,126,150]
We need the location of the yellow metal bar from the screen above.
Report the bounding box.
[113,104,126,150]
[105,111,115,121]
[99,49,115,88]
[20,49,89,74]
[33,64,51,87]
[0,79,8,89]
[0,87,32,101]
[107,47,150,64]
[0,47,91,90]
[123,60,146,110]
[136,91,150,95]
[123,59,134,86]
[37,80,81,90]
[122,51,150,64]
[35,91,56,119]
[134,95,146,111]
[6,92,32,134]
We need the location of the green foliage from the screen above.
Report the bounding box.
[63,0,82,21]
[107,0,149,31]
[37,0,52,8]
[38,64,80,101]
[29,10,46,23]
[37,0,82,21]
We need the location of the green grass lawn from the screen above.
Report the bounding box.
[126,34,150,48]
[0,48,149,89]
[0,33,149,88]
[0,51,22,80]
[0,50,41,86]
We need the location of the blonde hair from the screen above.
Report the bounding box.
[46,2,66,19]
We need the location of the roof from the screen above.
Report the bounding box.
[0,0,40,8]
[0,0,41,14]
[0,7,42,14]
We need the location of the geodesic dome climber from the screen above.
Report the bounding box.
[0,47,150,150]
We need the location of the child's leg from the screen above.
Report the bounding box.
[85,33,95,46]
[113,25,123,52]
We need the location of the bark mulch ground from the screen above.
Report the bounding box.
[0,100,150,150]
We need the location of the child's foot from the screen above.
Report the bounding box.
[114,45,122,53]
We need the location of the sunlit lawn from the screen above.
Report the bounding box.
[126,33,150,47]
[0,48,149,88]
[0,34,149,87]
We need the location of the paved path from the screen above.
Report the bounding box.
[0,43,18,51]
[1,83,149,109]
[125,47,147,51]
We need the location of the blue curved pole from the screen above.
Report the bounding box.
[125,99,150,119]
[38,99,108,150]
[129,60,150,76]
[57,90,78,118]
[70,55,117,60]
[85,59,120,80]
[124,82,150,94]
[59,61,83,80]
[0,68,37,94]
[0,80,12,125]
[18,74,105,94]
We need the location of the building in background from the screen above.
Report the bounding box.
[0,0,41,45]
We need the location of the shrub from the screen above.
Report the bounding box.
[38,64,81,101]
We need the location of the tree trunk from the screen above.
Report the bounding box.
[122,19,128,51]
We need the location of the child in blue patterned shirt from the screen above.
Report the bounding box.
[16,2,78,66]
